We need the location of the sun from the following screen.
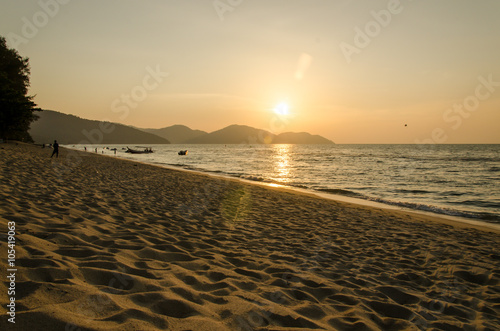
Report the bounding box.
[273,102,290,116]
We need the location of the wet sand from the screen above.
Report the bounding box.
[0,142,499,330]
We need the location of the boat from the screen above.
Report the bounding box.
[126,147,154,154]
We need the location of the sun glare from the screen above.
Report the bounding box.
[273,102,290,116]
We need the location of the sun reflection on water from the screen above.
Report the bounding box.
[273,144,292,184]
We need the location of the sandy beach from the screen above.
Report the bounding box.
[1,142,499,330]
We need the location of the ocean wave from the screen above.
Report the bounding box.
[456,200,500,209]
[314,187,500,223]
[393,189,432,194]
[439,191,465,197]
[239,175,271,182]
[367,198,500,223]
[452,157,500,162]
[316,188,365,198]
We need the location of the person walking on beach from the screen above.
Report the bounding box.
[50,140,59,158]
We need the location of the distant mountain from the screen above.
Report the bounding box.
[29,110,170,144]
[142,125,207,144]
[184,124,334,144]
[274,132,334,144]
[29,110,334,145]
[183,125,272,144]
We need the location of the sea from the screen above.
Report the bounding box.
[68,144,500,224]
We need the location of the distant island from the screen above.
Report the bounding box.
[30,110,334,145]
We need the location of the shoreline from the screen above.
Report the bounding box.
[1,142,499,330]
[71,144,500,234]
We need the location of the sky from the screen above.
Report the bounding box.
[1,0,499,143]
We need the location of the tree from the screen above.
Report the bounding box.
[0,36,40,142]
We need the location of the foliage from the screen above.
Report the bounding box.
[0,36,40,142]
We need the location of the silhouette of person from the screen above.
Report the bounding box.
[50,140,59,158]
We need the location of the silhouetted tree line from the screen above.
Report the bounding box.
[0,36,41,142]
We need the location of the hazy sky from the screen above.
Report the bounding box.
[1,0,499,143]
